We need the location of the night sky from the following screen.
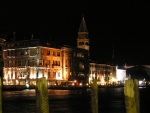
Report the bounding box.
[0,1,150,66]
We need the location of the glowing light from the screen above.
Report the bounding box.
[116,69,126,81]
[139,81,143,85]
[56,72,62,80]
[79,83,82,86]
[16,80,19,84]
[72,83,75,86]
[101,76,105,85]
[112,77,118,82]
[26,84,29,88]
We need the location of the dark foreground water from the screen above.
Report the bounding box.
[2,87,150,113]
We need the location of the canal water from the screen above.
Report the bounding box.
[2,87,150,113]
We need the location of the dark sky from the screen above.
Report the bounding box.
[0,1,150,66]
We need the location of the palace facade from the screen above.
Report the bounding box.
[0,16,127,87]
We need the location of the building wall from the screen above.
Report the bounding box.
[89,62,118,85]
[2,39,89,86]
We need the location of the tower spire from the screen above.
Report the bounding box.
[77,15,90,55]
[78,15,88,32]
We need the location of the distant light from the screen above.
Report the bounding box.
[79,83,82,86]
[139,81,143,85]
[26,84,30,88]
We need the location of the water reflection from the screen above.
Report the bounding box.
[2,87,150,113]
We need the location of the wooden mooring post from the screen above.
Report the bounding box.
[36,77,49,113]
[91,79,98,113]
[124,79,140,113]
[0,77,2,113]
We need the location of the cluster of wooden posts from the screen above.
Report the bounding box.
[0,77,140,113]
[91,79,140,113]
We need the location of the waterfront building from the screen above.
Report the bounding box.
[2,16,90,87]
[2,38,89,86]
[1,16,127,87]
[89,61,119,86]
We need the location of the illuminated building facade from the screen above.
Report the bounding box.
[2,38,89,86]
[1,16,127,87]
[89,61,117,85]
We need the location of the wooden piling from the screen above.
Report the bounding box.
[0,77,2,113]
[124,79,140,113]
[36,77,49,113]
[91,79,98,113]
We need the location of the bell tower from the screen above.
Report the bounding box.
[77,16,90,52]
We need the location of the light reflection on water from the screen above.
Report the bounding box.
[2,87,150,113]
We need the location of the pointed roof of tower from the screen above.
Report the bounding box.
[79,15,88,32]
